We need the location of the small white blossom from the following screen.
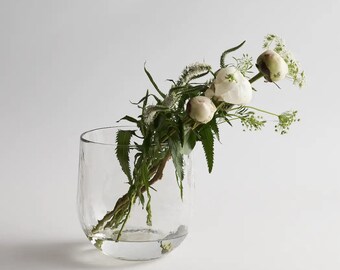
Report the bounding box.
[205,67,252,105]
[257,49,288,82]
[187,96,216,124]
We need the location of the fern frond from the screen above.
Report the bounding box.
[115,130,134,183]
[199,126,214,173]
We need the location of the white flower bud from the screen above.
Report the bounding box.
[187,96,216,124]
[205,67,252,105]
[256,49,288,82]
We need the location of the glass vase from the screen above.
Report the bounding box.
[77,127,194,261]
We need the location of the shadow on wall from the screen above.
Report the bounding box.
[0,241,155,269]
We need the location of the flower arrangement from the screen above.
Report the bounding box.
[91,34,305,241]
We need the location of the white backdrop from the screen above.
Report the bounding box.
[1,0,339,269]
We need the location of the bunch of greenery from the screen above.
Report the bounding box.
[91,34,305,241]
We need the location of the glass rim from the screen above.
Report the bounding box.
[80,126,138,146]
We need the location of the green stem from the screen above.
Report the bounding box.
[92,152,171,240]
[227,105,279,117]
[244,106,279,117]
[249,72,264,84]
[115,194,135,242]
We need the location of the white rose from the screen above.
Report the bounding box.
[205,67,252,105]
[256,49,288,82]
[187,96,216,124]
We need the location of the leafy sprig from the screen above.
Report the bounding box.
[91,35,304,241]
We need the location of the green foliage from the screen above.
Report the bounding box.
[240,112,266,131]
[144,65,166,98]
[276,110,299,135]
[140,161,152,226]
[118,115,138,124]
[168,135,184,198]
[115,130,135,183]
[199,125,214,173]
[220,40,246,68]
[93,238,104,250]
[263,34,280,49]
[233,54,253,77]
[182,129,197,155]
[130,92,161,105]
[160,242,173,254]
[209,117,220,142]
[176,63,211,86]
[92,35,305,241]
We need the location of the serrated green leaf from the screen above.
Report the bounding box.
[168,136,184,199]
[144,64,166,98]
[200,126,214,173]
[182,129,197,155]
[209,117,220,142]
[115,130,134,183]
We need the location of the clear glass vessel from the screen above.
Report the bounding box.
[77,127,194,261]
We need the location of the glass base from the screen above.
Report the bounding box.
[89,227,187,261]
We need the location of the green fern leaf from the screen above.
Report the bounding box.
[182,129,197,155]
[115,130,134,183]
[209,117,220,142]
[200,126,214,173]
[168,135,184,199]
